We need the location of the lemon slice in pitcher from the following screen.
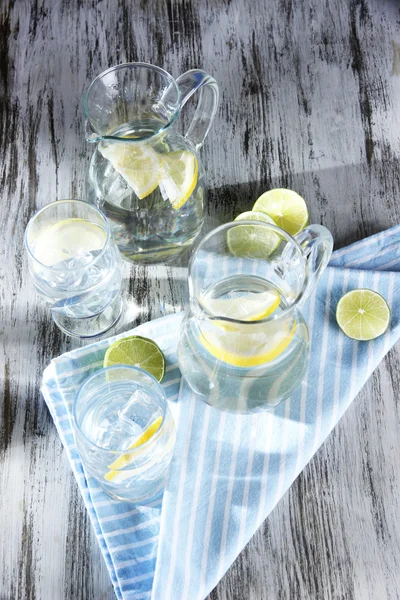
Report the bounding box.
[99,142,161,199]
[201,289,281,321]
[160,150,198,210]
[200,320,296,368]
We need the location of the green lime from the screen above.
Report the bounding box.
[103,335,166,382]
[227,211,282,258]
[253,188,309,236]
[336,289,390,341]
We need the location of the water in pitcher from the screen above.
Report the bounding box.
[87,119,205,263]
[178,273,310,413]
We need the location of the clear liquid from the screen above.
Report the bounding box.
[31,220,121,319]
[178,275,310,413]
[77,381,176,503]
[87,119,205,263]
[80,382,161,451]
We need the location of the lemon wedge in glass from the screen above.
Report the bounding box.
[105,415,163,482]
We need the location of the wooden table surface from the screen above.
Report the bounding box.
[2,0,400,598]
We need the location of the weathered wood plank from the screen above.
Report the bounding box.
[1,0,400,598]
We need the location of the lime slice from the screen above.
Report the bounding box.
[336,289,390,341]
[200,320,296,368]
[201,289,281,321]
[235,210,277,226]
[103,335,166,382]
[159,150,198,210]
[32,218,106,266]
[253,189,309,236]
[105,415,163,481]
[99,141,160,199]
[227,211,282,258]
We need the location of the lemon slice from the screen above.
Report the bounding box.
[201,289,281,321]
[227,211,282,258]
[105,416,163,482]
[32,218,107,266]
[336,289,390,341]
[253,189,309,236]
[99,141,161,199]
[103,335,166,382]
[200,320,296,368]
[159,150,198,210]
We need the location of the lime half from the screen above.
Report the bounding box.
[227,211,282,258]
[253,189,309,236]
[336,289,390,341]
[103,335,166,382]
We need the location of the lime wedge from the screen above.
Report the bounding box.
[227,211,282,258]
[253,189,309,236]
[32,218,107,266]
[336,289,390,341]
[105,415,163,481]
[201,289,281,321]
[99,141,161,199]
[159,150,198,210]
[103,335,166,382]
[199,320,296,368]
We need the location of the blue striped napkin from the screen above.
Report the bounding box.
[41,225,400,600]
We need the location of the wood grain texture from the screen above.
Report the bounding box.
[1,0,400,598]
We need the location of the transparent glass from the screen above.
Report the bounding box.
[73,366,176,504]
[24,199,123,338]
[84,62,219,263]
[178,221,333,413]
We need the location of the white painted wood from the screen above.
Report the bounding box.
[1,0,400,598]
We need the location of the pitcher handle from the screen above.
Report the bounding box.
[175,69,219,151]
[295,225,333,305]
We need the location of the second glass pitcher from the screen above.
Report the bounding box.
[178,220,333,413]
[84,63,219,263]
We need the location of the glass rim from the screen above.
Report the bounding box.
[83,62,182,142]
[24,199,112,272]
[188,220,308,324]
[73,364,168,455]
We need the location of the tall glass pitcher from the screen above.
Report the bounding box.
[84,63,219,263]
[178,220,333,413]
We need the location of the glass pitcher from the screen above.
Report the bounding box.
[177,220,333,413]
[84,63,219,263]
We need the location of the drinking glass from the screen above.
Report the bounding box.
[178,220,333,413]
[73,365,176,504]
[24,199,123,338]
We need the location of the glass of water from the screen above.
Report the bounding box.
[73,365,176,504]
[24,199,123,338]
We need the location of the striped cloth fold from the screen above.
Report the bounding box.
[41,225,400,600]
